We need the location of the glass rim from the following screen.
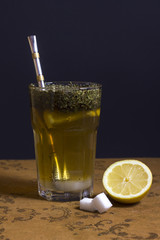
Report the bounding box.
[29,81,102,91]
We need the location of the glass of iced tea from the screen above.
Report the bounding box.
[29,81,102,201]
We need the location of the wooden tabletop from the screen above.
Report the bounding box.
[0,158,160,240]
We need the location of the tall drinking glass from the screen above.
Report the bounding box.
[29,81,102,201]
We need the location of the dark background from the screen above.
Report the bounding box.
[1,0,160,159]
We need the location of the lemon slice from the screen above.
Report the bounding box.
[43,108,100,128]
[102,160,152,204]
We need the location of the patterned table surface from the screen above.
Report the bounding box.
[0,158,160,240]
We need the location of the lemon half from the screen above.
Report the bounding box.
[102,159,152,204]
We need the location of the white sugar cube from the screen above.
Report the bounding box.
[80,198,96,212]
[80,193,113,213]
[92,192,112,213]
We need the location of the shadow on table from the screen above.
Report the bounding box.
[0,174,41,200]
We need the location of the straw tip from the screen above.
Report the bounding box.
[27,35,36,40]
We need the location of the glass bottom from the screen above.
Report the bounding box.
[38,182,93,201]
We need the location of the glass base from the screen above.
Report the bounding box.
[38,183,93,201]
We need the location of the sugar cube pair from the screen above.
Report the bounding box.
[80,192,112,214]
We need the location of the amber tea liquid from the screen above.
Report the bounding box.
[29,82,102,201]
